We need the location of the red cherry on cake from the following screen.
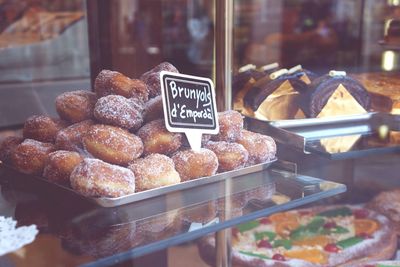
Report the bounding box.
[257,239,272,248]
[353,209,369,219]
[272,253,286,261]
[357,232,372,239]
[323,221,337,229]
[259,217,271,224]
[324,243,340,253]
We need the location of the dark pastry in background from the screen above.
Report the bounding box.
[0,136,24,164]
[300,72,371,118]
[140,62,179,98]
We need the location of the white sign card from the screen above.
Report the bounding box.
[160,71,219,151]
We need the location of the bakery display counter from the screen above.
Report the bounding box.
[246,113,400,160]
[0,161,345,266]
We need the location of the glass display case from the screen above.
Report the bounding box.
[0,0,399,267]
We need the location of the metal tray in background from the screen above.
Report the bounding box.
[0,159,276,208]
[245,112,400,160]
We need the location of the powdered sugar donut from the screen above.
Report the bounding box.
[70,158,136,197]
[11,139,55,175]
[143,95,164,122]
[55,120,95,153]
[0,136,23,164]
[55,90,97,123]
[83,124,143,166]
[23,115,68,143]
[205,141,248,172]
[94,95,144,130]
[211,110,244,142]
[140,62,179,98]
[128,153,180,191]
[137,119,182,156]
[236,130,276,165]
[43,150,83,186]
[171,148,218,181]
[94,70,148,102]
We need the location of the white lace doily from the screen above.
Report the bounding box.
[0,216,38,256]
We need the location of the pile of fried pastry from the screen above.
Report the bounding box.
[0,62,277,198]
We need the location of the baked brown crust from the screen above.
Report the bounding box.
[23,115,68,143]
[11,139,55,175]
[140,62,179,98]
[143,95,164,123]
[70,158,136,197]
[205,141,248,172]
[137,119,182,156]
[43,150,83,186]
[55,120,95,153]
[83,124,143,166]
[366,189,400,236]
[94,69,149,102]
[128,153,180,191]
[0,136,24,164]
[211,110,244,142]
[55,90,97,123]
[236,130,276,165]
[171,148,218,181]
[198,205,397,267]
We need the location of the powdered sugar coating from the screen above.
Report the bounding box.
[0,136,23,164]
[143,95,164,122]
[171,148,218,181]
[70,158,135,197]
[23,115,68,143]
[55,120,95,152]
[11,139,55,175]
[211,110,244,142]
[205,141,249,172]
[94,95,144,130]
[83,124,143,166]
[94,70,148,102]
[128,153,180,191]
[137,119,182,156]
[237,130,276,165]
[140,62,179,98]
[55,90,97,123]
[43,150,83,186]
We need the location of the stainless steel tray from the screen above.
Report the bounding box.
[0,159,276,207]
[245,112,400,159]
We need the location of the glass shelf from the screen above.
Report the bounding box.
[0,161,345,266]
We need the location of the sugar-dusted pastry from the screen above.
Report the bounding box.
[143,95,164,122]
[236,130,276,165]
[55,120,95,153]
[11,139,55,175]
[140,62,179,98]
[43,150,83,185]
[205,141,248,172]
[83,124,143,166]
[94,69,148,102]
[128,153,180,191]
[55,90,97,123]
[211,110,244,142]
[23,115,67,143]
[0,136,24,164]
[70,158,136,197]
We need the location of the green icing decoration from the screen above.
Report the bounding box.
[254,231,276,241]
[273,239,292,249]
[239,251,270,260]
[318,207,352,217]
[336,236,363,249]
[237,220,260,233]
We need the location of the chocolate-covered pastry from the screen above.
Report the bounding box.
[232,68,266,95]
[300,73,371,118]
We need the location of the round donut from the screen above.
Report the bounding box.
[128,153,180,191]
[171,148,218,181]
[83,124,143,165]
[23,115,68,143]
[140,62,179,98]
[94,70,148,102]
[11,139,55,175]
[143,95,164,122]
[55,120,95,153]
[236,129,276,165]
[137,119,182,156]
[55,90,97,123]
[94,95,144,130]
[211,110,243,142]
[70,158,136,197]
[205,141,248,172]
[43,150,83,186]
[0,136,24,164]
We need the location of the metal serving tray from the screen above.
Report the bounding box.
[0,159,276,207]
[245,112,400,160]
